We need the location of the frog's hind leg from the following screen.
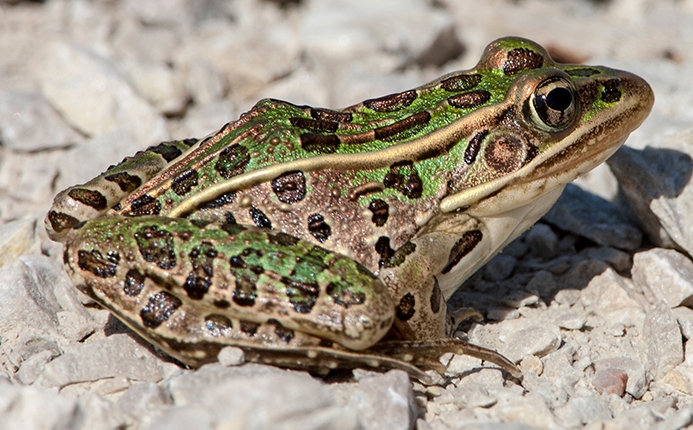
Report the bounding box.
[46,138,197,240]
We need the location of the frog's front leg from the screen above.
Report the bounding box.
[63,216,396,364]
[377,218,522,379]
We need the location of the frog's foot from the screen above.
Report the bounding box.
[231,344,434,382]
[368,339,522,381]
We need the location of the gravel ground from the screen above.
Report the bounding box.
[1,0,693,429]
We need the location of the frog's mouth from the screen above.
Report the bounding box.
[439,69,654,215]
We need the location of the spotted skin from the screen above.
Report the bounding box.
[47,37,654,380]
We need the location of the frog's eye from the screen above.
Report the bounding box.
[530,76,578,131]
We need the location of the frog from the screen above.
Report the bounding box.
[45,37,653,382]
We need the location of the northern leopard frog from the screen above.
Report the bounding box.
[46,37,653,381]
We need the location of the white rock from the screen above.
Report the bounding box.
[0,383,81,429]
[121,61,189,116]
[0,255,92,369]
[116,382,172,420]
[165,363,358,430]
[674,306,693,340]
[643,301,684,381]
[543,184,643,251]
[0,219,40,268]
[343,370,416,430]
[632,248,693,307]
[608,135,693,255]
[525,223,558,259]
[217,346,245,367]
[500,325,561,363]
[35,333,165,388]
[0,90,83,150]
[35,41,167,144]
[78,391,131,430]
[554,395,612,428]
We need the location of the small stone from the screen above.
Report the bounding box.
[217,346,245,367]
[121,60,189,115]
[592,368,628,396]
[580,268,646,326]
[35,40,167,144]
[543,183,643,251]
[0,218,40,268]
[554,289,582,306]
[633,248,693,307]
[0,90,83,150]
[554,395,612,428]
[496,393,559,428]
[674,306,693,340]
[346,370,416,430]
[592,357,648,399]
[483,254,516,281]
[554,310,587,330]
[585,246,632,272]
[524,270,557,298]
[500,325,561,363]
[643,301,684,380]
[525,223,558,259]
[0,383,81,429]
[608,139,693,256]
[520,355,544,376]
[35,333,165,388]
[561,259,610,290]
[116,382,171,418]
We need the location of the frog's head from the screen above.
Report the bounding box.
[441,37,654,214]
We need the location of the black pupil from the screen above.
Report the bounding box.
[545,87,573,111]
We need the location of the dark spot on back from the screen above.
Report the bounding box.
[441,230,483,274]
[289,117,339,133]
[240,320,260,336]
[430,278,441,314]
[447,90,491,109]
[205,314,232,337]
[383,242,416,269]
[215,144,250,179]
[440,73,482,92]
[375,236,394,268]
[199,191,236,210]
[68,188,107,211]
[77,249,117,278]
[282,278,319,314]
[249,207,272,229]
[124,269,145,296]
[184,241,217,300]
[140,291,181,328]
[271,171,306,204]
[134,225,177,269]
[464,130,488,165]
[307,213,331,243]
[311,108,352,123]
[213,299,231,309]
[601,79,623,103]
[129,194,161,216]
[374,111,431,141]
[104,172,142,193]
[300,133,340,153]
[230,254,259,307]
[171,169,199,196]
[504,48,544,75]
[271,320,295,343]
[327,281,366,308]
[48,211,80,234]
[383,161,423,199]
[368,199,389,227]
[364,90,417,112]
[150,143,183,162]
[396,293,416,321]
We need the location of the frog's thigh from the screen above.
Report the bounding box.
[63,216,395,356]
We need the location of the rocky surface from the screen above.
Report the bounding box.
[0,0,691,429]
